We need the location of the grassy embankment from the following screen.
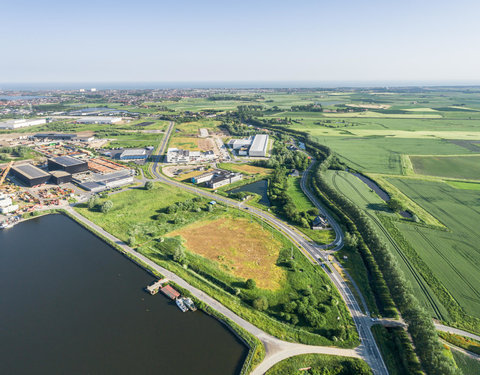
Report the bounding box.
[75,182,359,347]
[264,353,372,375]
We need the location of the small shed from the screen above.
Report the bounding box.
[160,285,181,300]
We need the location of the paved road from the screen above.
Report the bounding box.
[435,323,480,342]
[149,155,388,374]
[440,339,480,362]
[300,161,343,251]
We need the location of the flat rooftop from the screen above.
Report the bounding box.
[12,164,50,179]
[50,155,87,167]
[120,149,147,157]
[250,134,269,153]
[50,170,71,178]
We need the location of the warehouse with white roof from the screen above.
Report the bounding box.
[249,134,269,157]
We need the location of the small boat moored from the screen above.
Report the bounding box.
[176,297,188,312]
[183,297,197,311]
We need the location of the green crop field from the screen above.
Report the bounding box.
[445,181,480,190]
[451,349,480,375]
[324,171,449,319]
[387,178,480,321]
[410,155,480,180]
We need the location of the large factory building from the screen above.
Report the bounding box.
[10,164,51,187]
[48,156,88,174]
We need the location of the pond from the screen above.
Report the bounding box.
[229,179,270,206]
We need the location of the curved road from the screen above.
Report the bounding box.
[148,142,388,374]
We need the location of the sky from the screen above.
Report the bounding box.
[2,0,480,85]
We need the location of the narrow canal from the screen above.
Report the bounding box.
[0,214,247,375]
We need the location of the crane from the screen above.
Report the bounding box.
[0,161,13,186]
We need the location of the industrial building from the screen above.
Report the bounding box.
[249,134,269,157]
[192,169,242,189]
[228,136,253,150]
[50,170,72,185]
[74,170,134,192]
[48,156,88,174]
[119,148,148,160]
[33,133,77,141]
[74,116,122,124]
[166,148,216,164]
[10,164,51,187]
[0,118,47,129]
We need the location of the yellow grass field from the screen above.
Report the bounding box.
[226,164,272,175]
[322,111,442,118]
[169,136,200,150]
[167,217,285,289]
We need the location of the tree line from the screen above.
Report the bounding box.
[237,113,459,374]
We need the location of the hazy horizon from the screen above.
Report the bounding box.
[2,0,480,84]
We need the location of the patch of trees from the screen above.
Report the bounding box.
[159,197,205,216]
[208,94,264,101]
[290,103,323,112]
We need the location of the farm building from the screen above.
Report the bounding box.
[249,134,269,157]
[48,156,88,174]
[50,170,72,185]
[119,148,148,160]
[0,118,46,129]
[10,164,51,187]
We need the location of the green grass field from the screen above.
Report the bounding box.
[264,353,372,375]
[75,182,358,347]
[286,177,312,211]
[410,155,480,180]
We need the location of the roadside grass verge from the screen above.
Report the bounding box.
[438,332,480,356]
[264,353,372,375]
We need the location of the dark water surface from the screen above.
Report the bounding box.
[230,179,270,206]
[0,214,247,375]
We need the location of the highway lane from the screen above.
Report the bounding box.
[150,154,388,374]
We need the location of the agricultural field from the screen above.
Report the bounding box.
[445,181,480,190]
[410,155,480,180]
[324,170,449,319]
[387,178,480,322]
[167,217,285,289]
[451,349,480,375]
